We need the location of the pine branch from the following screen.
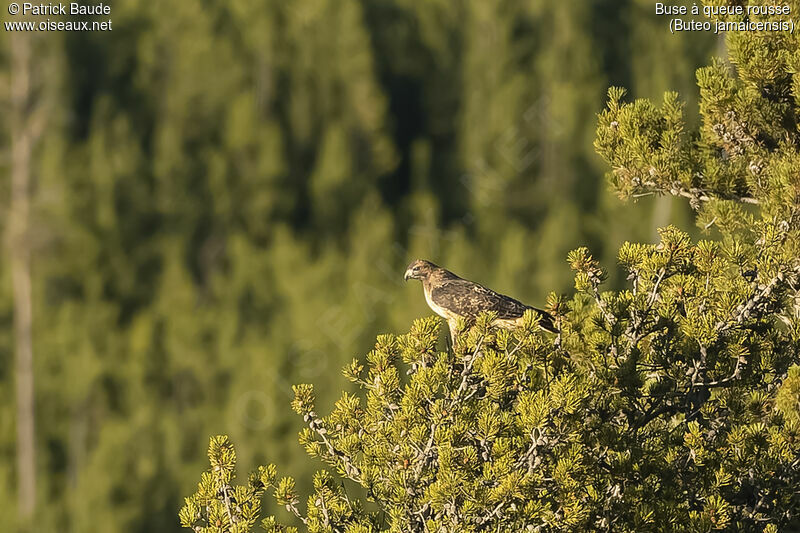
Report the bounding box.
[634,181,760,207]
[304,412,363,482]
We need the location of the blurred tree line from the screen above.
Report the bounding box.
[1,1,713,531]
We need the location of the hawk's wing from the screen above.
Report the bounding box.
[429,279,529,320]
[429,278,556,332]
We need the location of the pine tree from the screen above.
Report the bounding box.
[181,4,800,531]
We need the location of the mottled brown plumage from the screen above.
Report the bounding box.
[404,259,557,340]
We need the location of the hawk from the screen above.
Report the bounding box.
[404,259,557,340]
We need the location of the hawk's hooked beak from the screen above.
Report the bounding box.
[404,268,414,281]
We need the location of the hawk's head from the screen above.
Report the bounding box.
[404,259,438,282]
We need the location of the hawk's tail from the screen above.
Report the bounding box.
[530,307,558,334]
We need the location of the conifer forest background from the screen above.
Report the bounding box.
[1,2,720,532]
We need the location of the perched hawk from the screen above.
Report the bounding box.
[404,259,557,340]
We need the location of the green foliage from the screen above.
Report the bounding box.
[1,2,716,532]
[181,3,800,531]
[184,215,800,529]
[179,436,277,533]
